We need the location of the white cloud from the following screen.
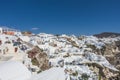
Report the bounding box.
[31,27,39,30]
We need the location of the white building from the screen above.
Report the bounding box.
[0,27,21,35]
[0,61,31,80]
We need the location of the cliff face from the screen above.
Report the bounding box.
[27,46,49,71]
[88,34,120,71]
[100,40,120,66]
[91,40,120,80]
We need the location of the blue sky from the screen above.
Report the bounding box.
[0,0,120,35]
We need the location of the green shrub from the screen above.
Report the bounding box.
[37,70,42,73]
[81,73,89,80]
[72,71,78,76]
[86,44,96,50]
[31,58,39,66]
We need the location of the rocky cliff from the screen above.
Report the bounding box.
[27,46,49,71]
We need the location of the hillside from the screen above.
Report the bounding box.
[94,32,120,38]
[0,32,120,80]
